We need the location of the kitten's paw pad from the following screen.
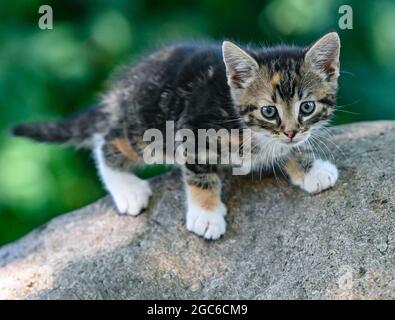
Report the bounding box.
[302,160,338,194]
[186,203,227,240]
[111,179,152,216]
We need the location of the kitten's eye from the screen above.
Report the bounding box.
[261,106,277,119]
[300,101,316,116]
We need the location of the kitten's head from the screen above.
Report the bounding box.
[222,32,340,147]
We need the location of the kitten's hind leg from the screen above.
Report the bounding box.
[94,135,152,216]
[183,167,227,240]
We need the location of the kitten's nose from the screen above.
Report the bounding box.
[283,130,298,139]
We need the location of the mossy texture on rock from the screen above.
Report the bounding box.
[0,121,394,299]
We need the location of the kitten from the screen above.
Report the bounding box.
[12,32,340,240]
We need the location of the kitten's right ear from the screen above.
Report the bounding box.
[222,41,259,89]
[305,32,340,77]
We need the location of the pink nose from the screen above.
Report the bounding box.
[284,130,298,139]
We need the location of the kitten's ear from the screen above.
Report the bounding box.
[222,41,259,88]
[305,32,340,77]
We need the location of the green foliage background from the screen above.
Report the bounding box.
[0,0,394,245]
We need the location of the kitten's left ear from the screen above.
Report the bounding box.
[222,41,259,89]
[305,32,340,77]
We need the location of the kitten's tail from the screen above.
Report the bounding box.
[11,104,110,147]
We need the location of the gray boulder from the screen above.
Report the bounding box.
[0,121,394,299]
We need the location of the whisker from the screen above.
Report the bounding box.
[309,135,330,160]
[335,99,361,110]
[306,139,317,162]
[340,70,355,76]
[270,143,281,186]
[310,135,335,161]
[334,109,360,115]
[312,130,345,158]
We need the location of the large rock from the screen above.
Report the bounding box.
[0,121,394,300]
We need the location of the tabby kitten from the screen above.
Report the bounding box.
[13,32,340,240]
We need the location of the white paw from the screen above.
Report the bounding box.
[113,179,152,216]
[95,141,152,216]
[186,202,227,240]
[109,174,152,216]
[301,160,338,194]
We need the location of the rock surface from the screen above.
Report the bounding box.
[0,121,394,300]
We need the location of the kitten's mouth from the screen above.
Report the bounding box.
[252,130,308,148]
[281,132,311,146]
[280,137,307,146]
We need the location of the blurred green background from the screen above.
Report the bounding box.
[0,0,394,246]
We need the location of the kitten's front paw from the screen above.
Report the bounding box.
[111,178,152,216]
[186,202,227,240]
[301,159,338,194]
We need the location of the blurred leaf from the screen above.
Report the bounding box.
[91,10,133,55]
